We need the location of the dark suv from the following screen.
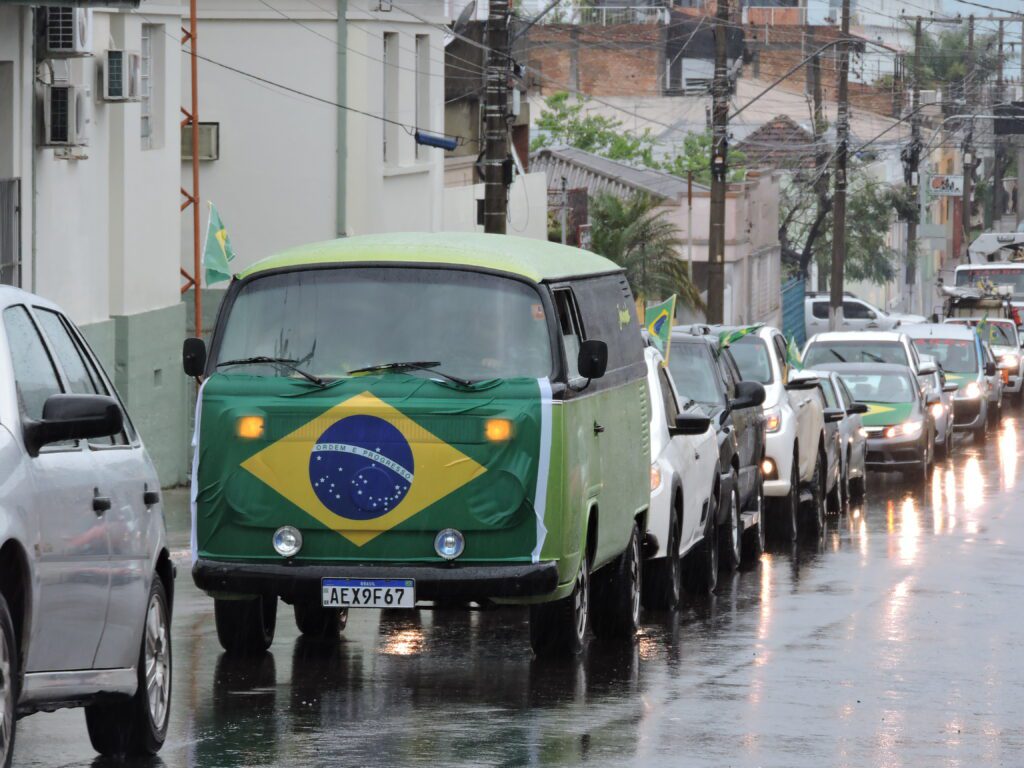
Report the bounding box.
[666,328,767,570]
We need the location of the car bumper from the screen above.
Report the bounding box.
[763,424,795,498]
[193,558,560,602]
[864,434,927,470]
[953,397,985,430]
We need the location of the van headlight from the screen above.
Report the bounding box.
[273,526,303,557]
[962,381,982,399]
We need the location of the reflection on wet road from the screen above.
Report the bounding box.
[16,419,1024,767]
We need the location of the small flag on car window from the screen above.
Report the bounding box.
[786,336,804,371]
[645,295,676,365]
[717,323,763,350]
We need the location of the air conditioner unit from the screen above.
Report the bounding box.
[181,123,220,161]
[43,7,93,57]
[103,50,141,101]
[41,82,91,148]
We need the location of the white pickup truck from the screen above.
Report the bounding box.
[726,326,838,542]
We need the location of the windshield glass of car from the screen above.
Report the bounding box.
[835,372,916,404]
[728,336,774,384]
[215,267,553,381]
[977,322,1016,347]
[667,342,723,405]
[911,338,979,374]
[955,268,1024,297]
[803,340,907,367]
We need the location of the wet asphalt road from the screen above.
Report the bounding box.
[15,416,1024,767]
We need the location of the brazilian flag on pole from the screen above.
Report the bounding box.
[718,323,763,350]
[645,295,677,364]
[203,202,236,286]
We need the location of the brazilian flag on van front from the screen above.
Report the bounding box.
[193,374,549,563]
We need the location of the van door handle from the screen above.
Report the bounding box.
[93,493,111,515]
[593,421,605,435]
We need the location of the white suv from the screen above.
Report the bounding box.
[0,288,173,764]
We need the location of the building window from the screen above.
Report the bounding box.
[415,34,429,159]
[140,24,153,148]
[383,32,399,164]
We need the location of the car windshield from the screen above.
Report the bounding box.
[214,267,553,381]
[728,336,773,384]
[667,342,722,405]
[835,372,916,404]
[955,267,1024,297]
[912,338,979,374]
[803,340,907,367]
[964,321,1016,347]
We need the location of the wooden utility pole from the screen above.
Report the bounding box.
[810,34,829,292]
[706,0,730,323]
[483,0,510,234]
[961,16,975,260]
[828,0,851,331]
[905,16,923,310]
[992,20,1005,225]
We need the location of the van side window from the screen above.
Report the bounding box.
[553,289,584,380]
[571,275,643,376]
[3,306,63,421]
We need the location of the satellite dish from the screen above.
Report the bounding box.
[453,1,477,37]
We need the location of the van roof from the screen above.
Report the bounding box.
[237,232,623,284]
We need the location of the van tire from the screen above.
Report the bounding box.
[294,604,348,639]
[642,502,681,611]
[85,579,171,757]
[592,522,642,641]
[215,596,277,655]
[0,594,17,768]
[529,546,590,658]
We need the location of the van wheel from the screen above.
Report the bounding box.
[684,493,718,596]
[215,595,277,655]
[642,505,681,611]
[294,604,349,639]
[592,522,642,641]
[85,579,171,757]
[720,482,742,571]
[0,594,17,768]
[530,546,590,658]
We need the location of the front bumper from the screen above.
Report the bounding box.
[763,423,795,498]
[193,558,560,602]
[953,397,985,430]
[864,434,927,470]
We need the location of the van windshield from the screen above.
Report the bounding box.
[214,267,553,381]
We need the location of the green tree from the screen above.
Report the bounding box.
[657,130,747,185]
[589,192,703,309]
[916,25,998,94]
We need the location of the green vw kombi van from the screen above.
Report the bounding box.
[185,233,650,657]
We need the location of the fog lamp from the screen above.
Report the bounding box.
[273,526,303,557]
[761,459,774,476]
[434,528,465,560]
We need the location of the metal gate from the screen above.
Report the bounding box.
[781,276,805,347]
[0,179,19,287]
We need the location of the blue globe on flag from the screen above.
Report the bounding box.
[308,415,415,520]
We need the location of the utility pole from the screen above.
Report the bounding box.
[687,170,694,280]
[961,16,975,260]
[992,20,1005,226]
[828,0,851,331]
[905,16,923,312]
[560,177,568,245]
[483,0,510,234]
[706,0,730,324]
[810,36,829,292]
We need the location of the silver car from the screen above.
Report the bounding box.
[0,288,172,764]
[922,368,959,458]
[806,370,868,508]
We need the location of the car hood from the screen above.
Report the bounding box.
[860,401,918,427]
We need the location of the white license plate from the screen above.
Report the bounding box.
[321,578,416,609]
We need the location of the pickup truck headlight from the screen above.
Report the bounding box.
[999,353,1019,370]
[962,381,982,399]
[764,406,782,433]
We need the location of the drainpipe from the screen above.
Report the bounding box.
[28,8,36,293]
[336,0,347,236]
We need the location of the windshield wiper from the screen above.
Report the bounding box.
[829,349,847,362]
[347,361,474,388]
[217,356,324,386]
[861,351,885,363]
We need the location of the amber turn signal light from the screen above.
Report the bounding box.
[484,418,514,442]
[237,415,265,439]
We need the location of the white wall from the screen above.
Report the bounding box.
[443,171,549,240]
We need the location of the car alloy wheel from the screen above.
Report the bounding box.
[0,610,12,768]
[573,552,590,643]
[144,589,171,731]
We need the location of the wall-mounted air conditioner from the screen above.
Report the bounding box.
[181,123,220,161]
[103,50,141,101]
[40,61,91,148]
[42,7,93,57]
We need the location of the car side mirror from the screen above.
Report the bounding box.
[847,402,869,415]
[985,361,997,376]
[823,407,845,423]
[669,412,711,437]
[925,392,940,406]
[23,394,123,457]
[917,361,938,376]
[183,337,207,378]
[785,371,819,391]
[729,380,766,410]
[943,382,959,393]
[577,339,608,380]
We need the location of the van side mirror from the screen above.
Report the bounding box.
[577,339,608,380]
[847,402,869,415]
[669,412,711,437]
[985,361,997,376]
[183,337,207,378]
[729,380,766,410]
[23,394,123,457]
